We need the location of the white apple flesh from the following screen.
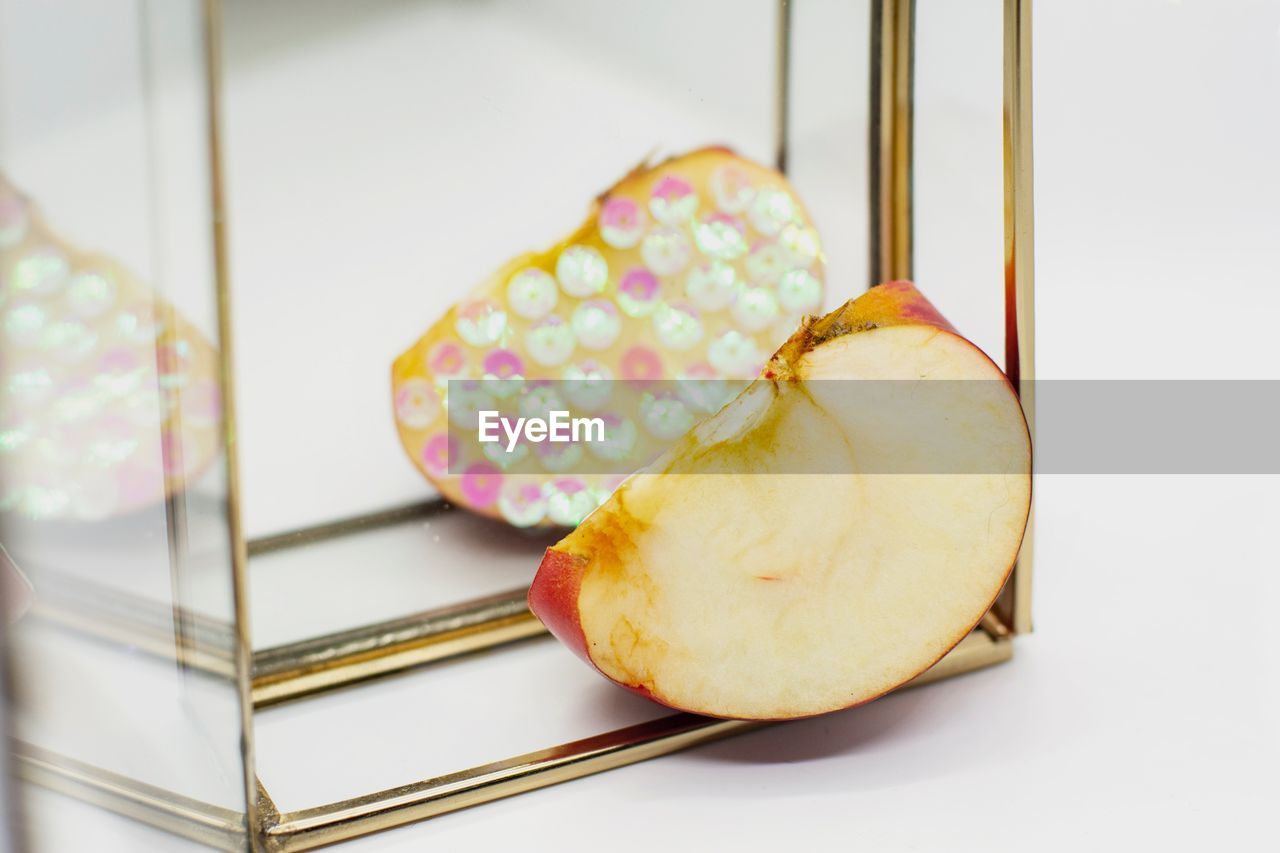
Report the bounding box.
[529,281,1031,720]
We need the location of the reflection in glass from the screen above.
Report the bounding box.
[0,1,251,849]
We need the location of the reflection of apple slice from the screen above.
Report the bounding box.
[391,147,825,527]
[529,281,1031,720]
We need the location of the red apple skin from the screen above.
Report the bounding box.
[526,548,591,666]
[527,281,1030,719]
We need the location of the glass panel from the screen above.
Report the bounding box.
[222,0,794,641]
[0,0,251,849]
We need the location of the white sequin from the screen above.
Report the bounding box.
[556,245,609,297]
[652,303,703,350]
[777,269,824,312]
[506,269,558,320]
[524,316,576,366]
[641,228,693,276]
[731,286,779,332]
[571,300,621,350]
[685,262,737,311]
[748,189,798,236]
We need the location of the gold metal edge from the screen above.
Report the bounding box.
[774,0,793,173]
[13,742,247,851]
[201,0,261,843]
[1000,0,1036,634]
[246,499,448,558]
[11,628,1009,849]
[261,630,1011,852]
[252,612,544,708]
[869,0,915,285]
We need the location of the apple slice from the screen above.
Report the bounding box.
[528,281,1031,720]
[391,147,825,527]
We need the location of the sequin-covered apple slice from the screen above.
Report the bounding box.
[0,176,221,522]
[528,282,1032,720]
[392,148,825,528]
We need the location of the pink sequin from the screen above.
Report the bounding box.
[682,362,717,380]
[652,176,693,202]
[428,341,468,378]
[483,349,524,379]
[99,347,140,374]
[421,433,457,476]
[619,268,659,302]
[620,345,663,382]
[598,197,646,248]
[460,462,503,507]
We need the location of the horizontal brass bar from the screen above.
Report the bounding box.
[263,629,1009,851]
[13,742,247,851]
[246,499,449,557]
[252,587,544,707]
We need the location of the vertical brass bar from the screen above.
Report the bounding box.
[1000,0,1036,633]
[774,0,793,174]
[868,0,915,285]
[201,0,261,843]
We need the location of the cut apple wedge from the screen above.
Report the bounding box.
[528,281,1031,720]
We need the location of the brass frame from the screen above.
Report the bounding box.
[14,0,1035,849]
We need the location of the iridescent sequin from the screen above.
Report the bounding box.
[482,349,524,380]
[427,340,469,379]
[731,285,780,332]
[40,319,98,363]
[556,245,608,298]
[708,329,762,377]
[694,213,748,260]
[710,165,755,213]
[506,268,558,320]
[545,476,596,526]
[497,478,548,527]
[455,300,507,347]
[524,315,575,366]
[460,462,502,508]
[446,381,494,429]
[649,176,698,225]
[748,188,798,236]
[652,302,703,350]
[777,269,823,312]
[779,224,821,268]
[518,385,567,421]
[598,197,647,249]
[586,414,637,461]
[395,378,441,429]
[571,300,621,351]
[685,261,737,311]
[620,345,663,381]
[745,242,791,285]
[641,227,692,276]
[4,304,46,346]
[640,391,695,439]
[9,246,69,298]
[421,433,457,476]
[114,302,162,344]
[7,367,53,403]
[535,440,583,473]
[483,433,529,469]
[64,271,117,318]
[617,268,660,317]
[563,360,613,411]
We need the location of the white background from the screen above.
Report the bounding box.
[4,0,1280,850]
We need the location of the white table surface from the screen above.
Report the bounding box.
[7,0,1280,850]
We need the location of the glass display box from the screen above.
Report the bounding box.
[0,0,1035,849]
